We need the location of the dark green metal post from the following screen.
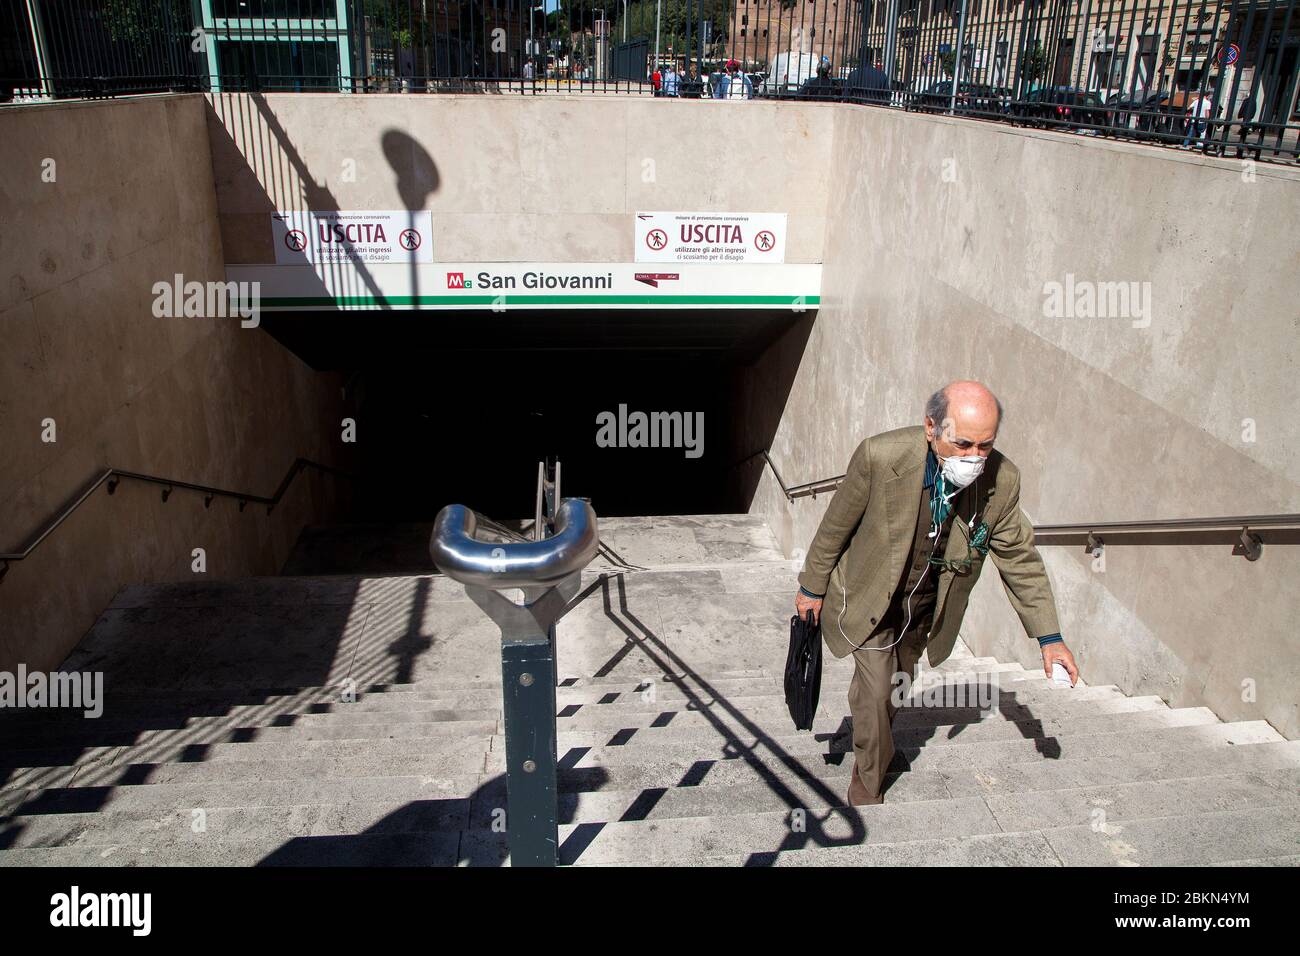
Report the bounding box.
[499,627,559,866]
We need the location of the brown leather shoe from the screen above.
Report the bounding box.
[847,767,884,806]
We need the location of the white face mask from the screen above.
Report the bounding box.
[939,451,986,490]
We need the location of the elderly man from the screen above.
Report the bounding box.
[794,381,1079,806]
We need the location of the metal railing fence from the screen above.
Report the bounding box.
[3,0,1298,163]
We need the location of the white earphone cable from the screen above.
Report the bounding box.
[832,474,979,654]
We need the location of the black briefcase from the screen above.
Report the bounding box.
[783,609,822,731]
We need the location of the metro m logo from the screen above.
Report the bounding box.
[447,272,466,289]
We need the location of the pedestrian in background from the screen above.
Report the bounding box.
[662,63,680,97]
[1183,90,1213,148]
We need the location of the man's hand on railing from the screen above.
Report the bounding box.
[794,590,823,625]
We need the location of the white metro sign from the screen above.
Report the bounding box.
[635,211,787,264]
[272,210,433,264]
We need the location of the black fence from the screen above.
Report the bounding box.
[3,0,1298,163]
[611,37,650,82]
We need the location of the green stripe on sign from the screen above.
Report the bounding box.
[259,294,820,307]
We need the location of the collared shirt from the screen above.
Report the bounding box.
[923,446,939,490]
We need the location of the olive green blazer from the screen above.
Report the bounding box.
[796,425,1060,666]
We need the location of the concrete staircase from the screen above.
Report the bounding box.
[2,515,1297,866]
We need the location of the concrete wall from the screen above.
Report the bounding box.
[206,93,833,265]
[4,89,1295,738]
[0,95,348,673]
[755,107,1300,739]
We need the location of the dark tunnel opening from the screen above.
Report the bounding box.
[262,307,815,525]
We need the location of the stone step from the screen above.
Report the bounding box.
[619,805,1300,868]
[0,765,82,793]
[522,721,1284,773]
[1,694,1172,756]
[548,677,1121,708]
[65,750,492,788]
[0,670,1097,741]
[0,773,485,817]
[939,740,1300,797]
[552,677,1118,712]
[1040,804,1300,867]
[552,685,1152,719]
[593,830,1065,867]
[0,715,501,749]
[14,765,1292,858]
[2,667,830,716]
[11,709,1256,782]
[1209,855,1300,866]
[538,738,1300,802]
[0,796,473,851]
[8,741,1298,825]
[468,792,1300,867]
[509,766,1300,830]
[0,689,505,730]
[0,679,1125,749]
[464,796,1007,865]
[550,664,1041,695]
[103,733,498,768]
[551,696,1176,734]
[501,707,1222,761]
[980,766,1300,832]
[0,831,463,867]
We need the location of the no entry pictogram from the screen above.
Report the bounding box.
[754,230,776,252]
[284,229,307,252]
[399,228,422,251]
[646,228,668,251]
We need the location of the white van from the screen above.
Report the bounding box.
[760,51,822,95]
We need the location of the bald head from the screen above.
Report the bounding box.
[924,381,1002,458]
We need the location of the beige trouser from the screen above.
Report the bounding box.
[847,615,930,799]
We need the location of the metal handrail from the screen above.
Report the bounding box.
[1034,514,1300,533]
[737,449,844,501]
[748,448,1300,548]
[429,466,600,867]
[430,498,599,589]
[0,458,353,573]
[472,513,532,546]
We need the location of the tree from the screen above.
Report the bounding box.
[1019,40,1049,87]
[101,0,191,49]
[613,0,731,58]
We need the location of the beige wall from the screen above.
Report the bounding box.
[0,94,348,673]
[756,106,1300,738]
[206,93,832,265]
[3,90,1296,738]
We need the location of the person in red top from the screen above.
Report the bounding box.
[651,65,662,96]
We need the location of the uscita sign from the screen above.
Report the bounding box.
[635,211,787,264]
[272,210,433,264]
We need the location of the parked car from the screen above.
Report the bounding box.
[796,75,844,100]
[844,66,893,105]
[1013,86,1107,129]
[915,80,1010,115]
[760,52,822,96]
[1105,90,1182,139]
